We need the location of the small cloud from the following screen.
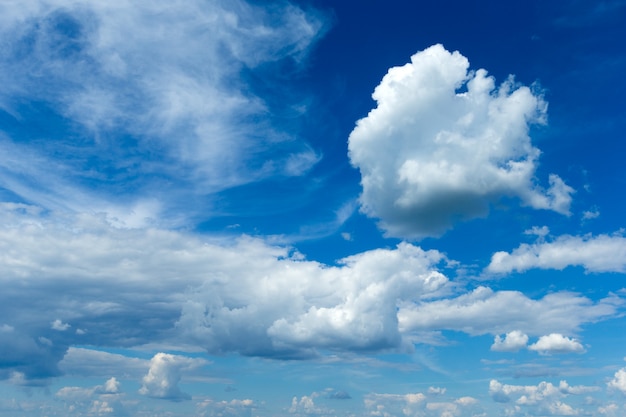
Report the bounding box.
[0,324,14,332]
[139,352,206,401]
[38,336,53,346]
[528,334,585,355]
[328,390,351,399]
[51,319,71,331]
[491,330,529,352]
[524,226,549,238]
[284,149,322,176]
[341,232,352,241]
[455,396,478,406]
[582,208,600,221]
[103,377,120,394]
[428,386,446,395]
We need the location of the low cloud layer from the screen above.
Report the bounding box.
[348,44,573,239]
[0,203,621,384]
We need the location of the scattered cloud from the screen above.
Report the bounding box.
[489,379,597,415]
[364,390,481,417]
[348,44,573,239]
[0,0,327,225]
[487,232,626,274]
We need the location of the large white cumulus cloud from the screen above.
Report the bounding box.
[348,44,574,238]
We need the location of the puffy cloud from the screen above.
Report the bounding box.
[487,233,626,274]
[0,204,453,380]
[103,377,120,394]
[139,353,207,401]
[51,319,70,331]
[491,330,529,352]
[607,368,626,394]
[348,44,573,239]
[528,334,585,355]
[0,0,326,224]
[289,394,329,416]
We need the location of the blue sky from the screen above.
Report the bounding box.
[1,0,626,416]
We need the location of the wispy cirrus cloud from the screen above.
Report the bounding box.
[0,0,327,225]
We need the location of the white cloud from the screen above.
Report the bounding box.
[455,396,478,406]
[528,334,585,355]
[399,286,620,339]
[0,0,326,223]
[348,44,573,239]
[364,391,481,417]
[51,319,70,331]
[0,204,622,383]
[491,330,529,352]
[607,368,626,394]
[102,377,120,394]
[489,379,594,415]
[487,232,626,274]
[56,377,121,402]
[139,353,207,401]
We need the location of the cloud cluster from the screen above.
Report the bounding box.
[0,0,325,224]
[489,379,599,415]
[364,390,480,417]
[348,44,573,238]
[487,231,626,274]
[491,331,585,354]
[0,203,622,383]
[55,377,125,416]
